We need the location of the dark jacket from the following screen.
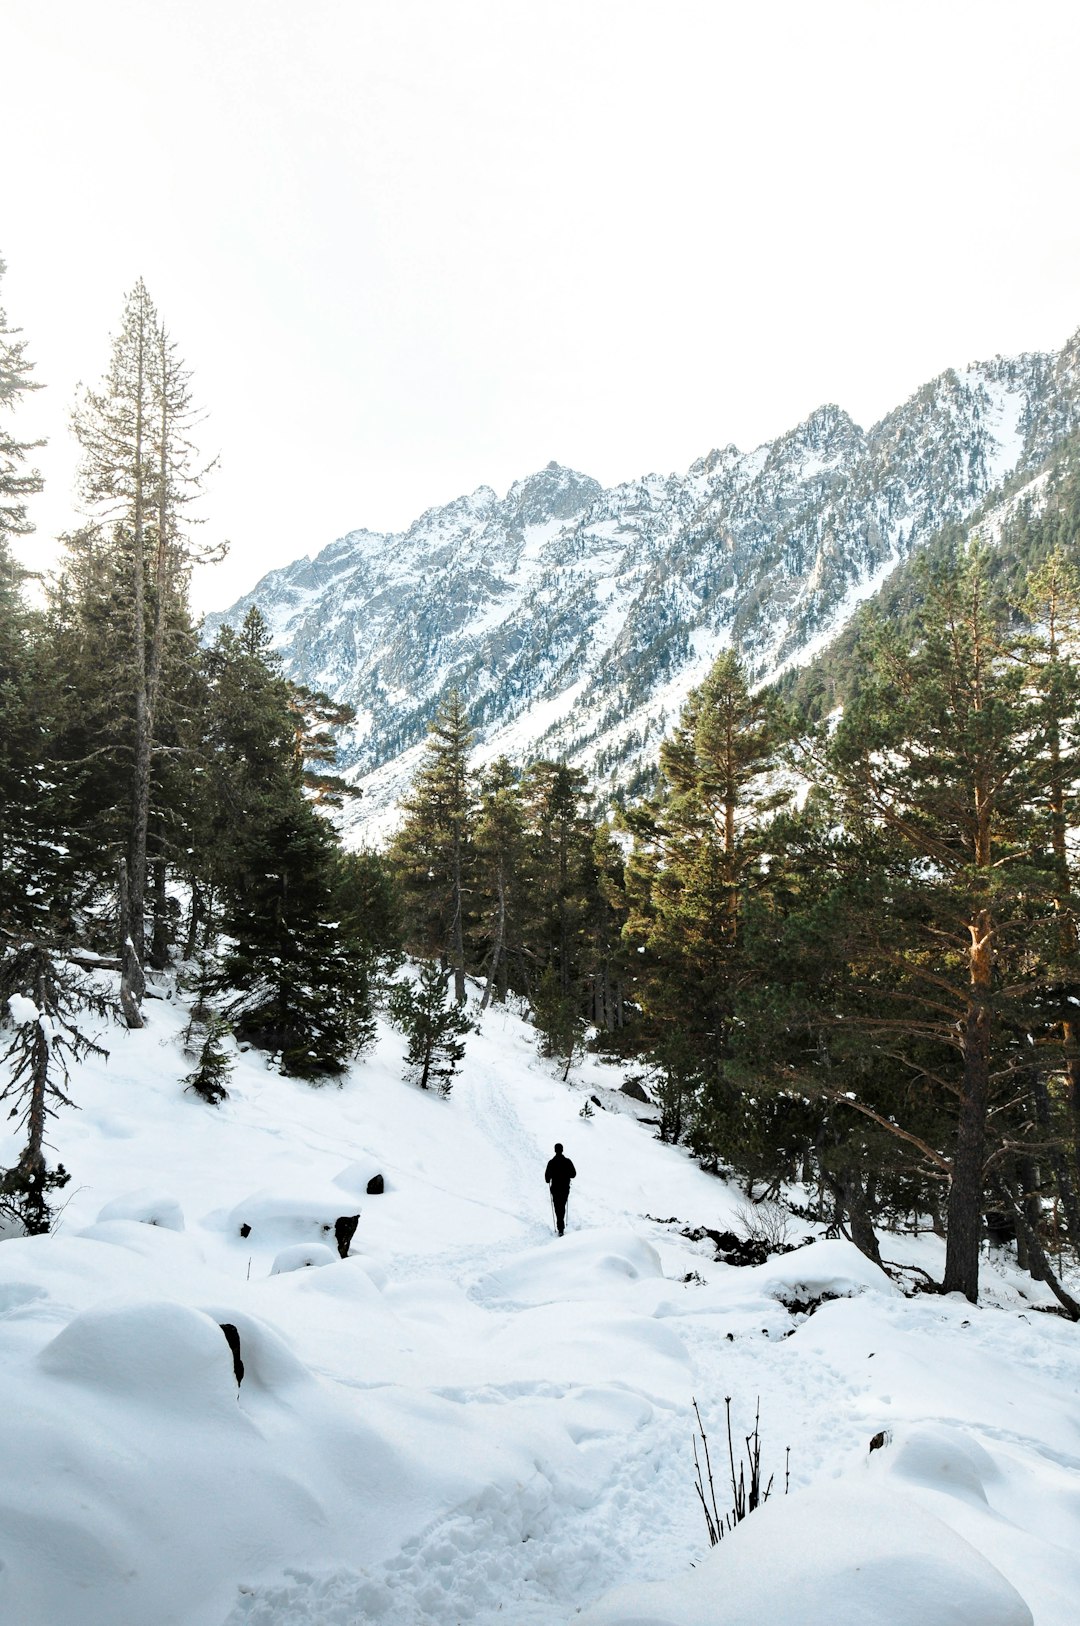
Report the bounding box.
[545,1153,576,1193]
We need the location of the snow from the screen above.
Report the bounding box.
[580,1483,1034,1626]
[1,988,1078,1625]
[6,992,40,1025]
[966,365,1028,491]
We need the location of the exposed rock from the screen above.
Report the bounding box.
[219,1322,244,1387]
[334,1214,360,1257]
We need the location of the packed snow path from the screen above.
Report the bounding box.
[1,990,1078,1625]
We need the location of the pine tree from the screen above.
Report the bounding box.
[0,253,43,552]
[532,962,587,1081]
[582,821,630,1035]
[389,690,475,1002]
[1016,548,1080,1246]
[622,652,786,1151]
[70,282,219,1022]
[519,760,594,996]
[198,609,374,1080]
[0,254,53,937]
[818,551,1063,1300]
[389,960,472,1094]
[473,756,527,1009]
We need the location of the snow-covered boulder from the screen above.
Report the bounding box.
[95,1190,185,1231]
[226,1189,349,1245]
[751,1237,900,1307]
[37,1301,243,1414]
[869,1422,1000,1507]
[270,1243,338,1275]
[578,1481,1033,1626]
[333,1158,389,1196]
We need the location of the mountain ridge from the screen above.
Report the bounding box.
[206,328,1080,841]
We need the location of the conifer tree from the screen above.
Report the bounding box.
[389,690,475,1002]
[0,253,53,937]
[0,253,42,553]
[198,608,374,1080]
[389,960,472,1094]
[519,760,594,994]
[582,821,630,1034]
[70,282,218,1022]
[622,652,785,1151]
[816,551,1063,1300]
[474,756,527,1009]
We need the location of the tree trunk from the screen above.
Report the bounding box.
[118,858,145,1028]
[1016,1155,1048,1283]
[993,1177,1080,1320]
[1032,1071,1080,1249]
[943,983,991,1299]
[479,870,506,1012]
[149,855,170,970]
[451,823,466,1005]
[832,1167,883,1266]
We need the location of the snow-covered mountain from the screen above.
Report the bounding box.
[207,330,1080,838]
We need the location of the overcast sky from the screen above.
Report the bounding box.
[6,0,1080,610]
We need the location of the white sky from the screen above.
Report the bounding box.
[5,0,1080,610]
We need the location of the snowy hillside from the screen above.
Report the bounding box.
[1,985,1078,1625]
[205,331,1080,841]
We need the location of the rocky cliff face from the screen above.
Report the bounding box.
[206,330,1080,839]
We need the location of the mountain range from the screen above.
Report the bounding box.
[207,329,1080,840]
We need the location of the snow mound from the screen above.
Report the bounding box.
[751,1237,900,1305]
[271,1243,339,1275]
[579,1482,1033,1626]
[38,1301,242,1414]
[871,1422,1000,1507]
[332,1157,388,1194]
[226,1189,354,1244]
[94,1190,185,1230]
[475,1228,664,1306]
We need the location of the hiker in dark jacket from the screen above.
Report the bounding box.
[545,1142,576,1235]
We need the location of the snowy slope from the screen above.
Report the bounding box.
[1,985,1078,1625]
[204,330,1080,842]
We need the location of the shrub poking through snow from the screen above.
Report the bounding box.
[389,961,472,1094]
[734,1196,794,1254]
[693,1396,788,1547]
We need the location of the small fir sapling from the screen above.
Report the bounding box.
[389,960,473,1095]
[182,1015,234,1105]
[532,964,586,1081]
[180,954,233,1104]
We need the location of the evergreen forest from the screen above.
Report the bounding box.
[5,258,1080,1319]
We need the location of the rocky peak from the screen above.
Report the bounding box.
[209,323,1080,842]
[502,462,603,530]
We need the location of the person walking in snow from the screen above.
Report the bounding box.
[545,1142,576,1235]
